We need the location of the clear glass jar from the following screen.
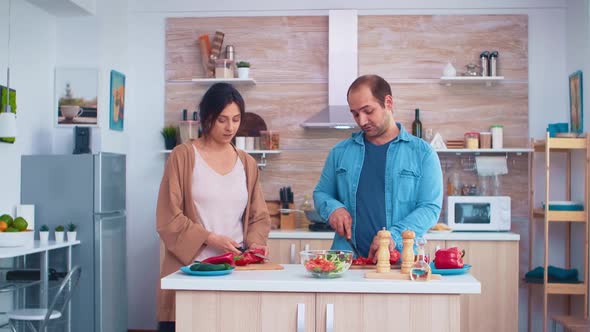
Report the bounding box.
[410,237,431,281]
[464,132,479,149]
[479,132,492,149]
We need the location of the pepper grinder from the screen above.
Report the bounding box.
[401,230,416,274]
[376,228,391,273]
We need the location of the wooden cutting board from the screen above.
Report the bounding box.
[235,262,284,271]
[350,264,401,270]
[365,270,441,280]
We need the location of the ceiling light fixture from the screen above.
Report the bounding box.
[0,0,16,142]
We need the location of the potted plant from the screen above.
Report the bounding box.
[236,61,251,79]
[39,224,49,243]
[66,223,77,242]
[161,126,177,150]
[54,225,65,243]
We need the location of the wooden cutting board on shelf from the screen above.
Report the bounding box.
[235,262,284,271]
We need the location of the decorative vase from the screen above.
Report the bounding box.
[55,232,64,243]
[164,137,177,150]
[67,231,77,242]
[238,67,250,79]
[39,231,49,243]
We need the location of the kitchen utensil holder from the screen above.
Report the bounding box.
[280,203,296,230]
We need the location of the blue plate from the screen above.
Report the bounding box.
[180,266,235,276]
[430,262,472,276]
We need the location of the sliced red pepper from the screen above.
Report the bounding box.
[389,249,401,264]
[351,249,400,266]
[233,248,265,266]
[434,247,465,269]
[201,252,236,266]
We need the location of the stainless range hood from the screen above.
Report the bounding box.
[301,10,358,129]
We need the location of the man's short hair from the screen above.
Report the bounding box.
[347,75,392,108]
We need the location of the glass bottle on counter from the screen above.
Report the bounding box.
[412,108,422,138]
[410,237,431,281]
[299,194,313,228]
[446,161,461,196]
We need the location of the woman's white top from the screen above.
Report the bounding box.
[192,145,247,261]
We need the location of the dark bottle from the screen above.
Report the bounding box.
[412,108,422,138]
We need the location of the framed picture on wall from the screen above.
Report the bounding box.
[569,70,583,134]
[54,67,98,127]
[109,70,125,131]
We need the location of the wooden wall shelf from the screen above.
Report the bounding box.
[167,78,256,85]
[440,76,505,86]
[161,149,280,169]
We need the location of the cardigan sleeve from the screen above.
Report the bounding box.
[156,146,210,265]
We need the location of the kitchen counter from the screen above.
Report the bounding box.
[163,265,480,332]
[162,264,480,294]
[269,228,520,241]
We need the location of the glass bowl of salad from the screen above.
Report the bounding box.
[300,250,353,278]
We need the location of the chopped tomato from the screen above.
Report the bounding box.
[304,257,336,273]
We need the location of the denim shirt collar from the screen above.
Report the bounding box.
[352,122,411,145]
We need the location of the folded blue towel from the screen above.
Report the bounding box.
[525,266,579,284]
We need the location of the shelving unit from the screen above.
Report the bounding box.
[167,78,256,85]
[528,133,590,332]
[440,76,505,86]
[161,149,280,169]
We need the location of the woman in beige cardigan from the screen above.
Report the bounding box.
[156,83,271,332]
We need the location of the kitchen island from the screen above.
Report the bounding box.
[162,264,480,332]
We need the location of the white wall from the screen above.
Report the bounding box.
[0,0,56,217]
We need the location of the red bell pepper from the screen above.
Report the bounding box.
[389,249,401,264]
[234,248,265,266]
[201,252,235,266]
[434,247,465,269]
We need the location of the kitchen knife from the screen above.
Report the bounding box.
[346,238,362,258]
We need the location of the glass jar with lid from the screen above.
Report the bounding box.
[464,132,480,149]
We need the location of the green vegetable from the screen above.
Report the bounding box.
[190,262,232,271]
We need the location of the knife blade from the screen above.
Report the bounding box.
[346,238,362,258]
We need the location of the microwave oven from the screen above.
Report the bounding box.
[447,196,511,231]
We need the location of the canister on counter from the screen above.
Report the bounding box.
[464,132,479,149]
[491,125,504,149]
[479,132,492,149]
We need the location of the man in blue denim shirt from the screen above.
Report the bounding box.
[314,75,443,259]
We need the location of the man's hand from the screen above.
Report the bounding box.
[206,233,241,254]
[367,234,395,262]
[329,207,353,239]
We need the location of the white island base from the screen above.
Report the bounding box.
[162,265,480,332]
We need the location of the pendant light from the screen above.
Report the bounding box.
[0,0,16,142]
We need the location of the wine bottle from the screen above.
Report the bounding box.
[412,108,422,138]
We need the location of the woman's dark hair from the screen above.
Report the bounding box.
[199,83,245,136]
[346,74,392,108]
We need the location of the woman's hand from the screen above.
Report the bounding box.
[249,243,269,256]
[206,233,241,254]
